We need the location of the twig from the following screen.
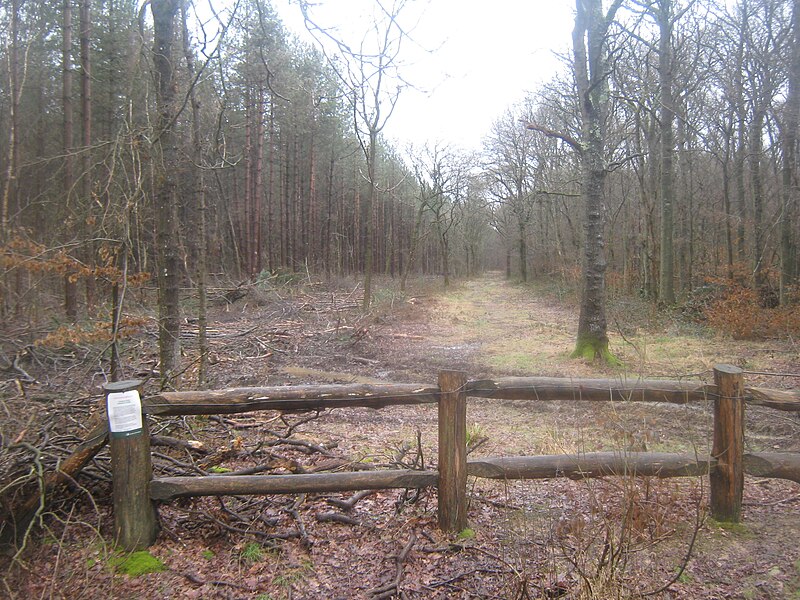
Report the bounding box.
[178,570,246,589]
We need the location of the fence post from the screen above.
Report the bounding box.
[104,380,158,550]
[437,370,468,533]
[710,364,745,522]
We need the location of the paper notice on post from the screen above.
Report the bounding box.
[107,390,143,435]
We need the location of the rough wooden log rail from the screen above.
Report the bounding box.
[141,378,800,417]
[744,452,800,484]
[150,470,438,501]
[465,377,800,411]
[466,452,718,480]
[148,452,800,502]
[144,383,441,416]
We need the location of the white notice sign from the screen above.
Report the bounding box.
[107,390,143,436]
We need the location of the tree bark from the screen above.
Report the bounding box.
[781,0,800,303]
[80,0,95,312]
[658,0,676,305]
[63,0,78,320]
[570,0,622,363]
[181,2,208,387]
[151,0,182,387]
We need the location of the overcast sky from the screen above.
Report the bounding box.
[273,0,576,152]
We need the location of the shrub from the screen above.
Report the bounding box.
[703,281,800,340]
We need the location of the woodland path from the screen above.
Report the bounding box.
[417,270,583,379]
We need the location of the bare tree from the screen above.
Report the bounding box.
[528,0,623,363]
[63,0,78,320]
[411,143,469,286]
[485,108,537,282]
[300,0,412,309]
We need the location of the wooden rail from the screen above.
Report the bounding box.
[104,365,800,551]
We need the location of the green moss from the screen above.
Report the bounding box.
[457,528,476,540]
[108,551,166,577]
[708,518,750,536]
[209,466,231,473]
[201,549,214,560]
[570,336,622,366]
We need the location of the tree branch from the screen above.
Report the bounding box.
[524,122,583,154]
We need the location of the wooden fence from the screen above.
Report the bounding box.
[104,365,800,551]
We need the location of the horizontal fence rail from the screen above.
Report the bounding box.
[465,377,800,411]
[140,379,800,417]
[150,470,439,501]
[466,453,718,480]
[103,365,800,551]
[144,383,441,416]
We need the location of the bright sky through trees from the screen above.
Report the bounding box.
[274,0,575,150]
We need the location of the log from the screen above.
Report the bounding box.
[466,377,800,412]
[438,370,468,533]
[466,377,712,404]
[466,452,717,480]
[710,365,745,523]
[744,452,800,484]
[145,383,440,416]
[150,469,438,501]
[745,387,800,412]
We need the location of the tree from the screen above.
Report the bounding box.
[485,108,538,282]
[151,0,182,387]
[63,0,78,320]
[411,143,468,286]
[300,0,412,309]
[657,0,678,305]
[781,0,800,302]
[528,0,623,363]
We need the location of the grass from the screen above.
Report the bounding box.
[240,542,265,565]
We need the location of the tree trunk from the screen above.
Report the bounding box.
[781,0,800,303]
[63,0,78,321]
[518,219,527,282]
[80,0,94,312]
[254,87,266,276]
[569,0,621,364]
[658,0,676,305]
[1,0,21,244]
[362,129,377,310]
[751,110,767,296]
[151,0,182,387]
[181,3,207,387]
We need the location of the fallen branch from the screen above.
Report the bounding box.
[0,419,108,550]
[368,531,416,598]
[327,490,376,511]
[151,435,207,454]
[315,511,360,526]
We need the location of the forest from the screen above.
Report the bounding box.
[0,0,798,376]
[1,0,800,598]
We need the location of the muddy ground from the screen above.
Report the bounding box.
[1,272,799,599]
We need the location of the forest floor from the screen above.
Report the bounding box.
[1,271,800,599]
